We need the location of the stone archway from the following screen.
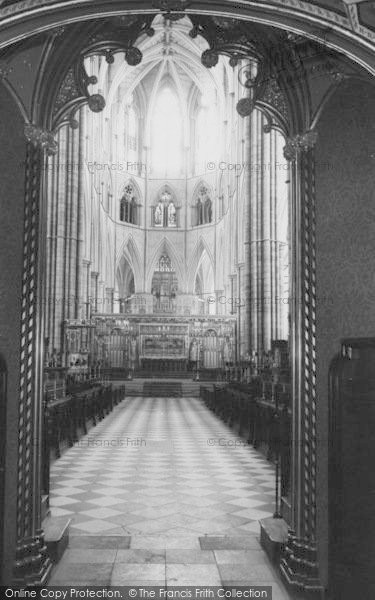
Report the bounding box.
[1,2,374,590]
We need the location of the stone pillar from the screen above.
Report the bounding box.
[248,113,290,356]
[44,118,83,350]
[81,259,91,319]
[90,272,99,315]
[13,126,57,584]
[98,280,105,314]
[106,287,114,313]
[237,263,245,358]
[249,110,261,353]
[280,130,323,595]
[243,108,251,356]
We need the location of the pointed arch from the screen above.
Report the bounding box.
[154,182,180,206]
[192,180,212,203]
[116,255,135,299]
[152,183,180,228]
[119,179,142,225]
[146,237,185,292]
[122,177,143,205]
[187,236,215,292]
[116,236,143,292]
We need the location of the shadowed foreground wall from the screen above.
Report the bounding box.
[315,79,375,589]
[0,82,26,584]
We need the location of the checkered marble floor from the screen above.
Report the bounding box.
[49,396,292,598]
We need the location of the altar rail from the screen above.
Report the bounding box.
[200,382,292,504]
[42,383,125,499]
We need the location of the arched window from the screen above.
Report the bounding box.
[152,87,183,176]
[127,105,138,160]
[194,185,212,226]
[119,183,138,225]
[153,189,178,227]
[194,96,218,174]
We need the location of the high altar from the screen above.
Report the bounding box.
[63,314,236,374]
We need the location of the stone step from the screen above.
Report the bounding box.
[259,516,289,564]
[143,381,183,397]
[43,516,71,563]
[123,380,215,397]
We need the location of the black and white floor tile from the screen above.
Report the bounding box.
[48,396,291,598]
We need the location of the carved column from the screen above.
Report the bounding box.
[280,130,323,595]
[13,126,57,584]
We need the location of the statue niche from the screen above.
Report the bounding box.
[153,189,178,227]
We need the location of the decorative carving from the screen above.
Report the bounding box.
[13,141,52,585]
[51,16,155,126]
[53,67,82,116]
[24,124,58,156]
[87,93,106,113]
[105,50,115,64]
[283,130,318,160]
[260,77,289,122]
[201,49,219,68]
[153,0,191,20]
[238,64,258,89]
[125,47,143,66]
[280,147,322,594]
[236,97,254,117]
[190,16,264,63]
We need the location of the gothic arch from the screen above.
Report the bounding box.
[187,236,215,292]
[145,72,188,147]
[192,180,212,203]
[195,248,215,314]
[154,183,180,207]
[116,255,135,295]
[152,183,180,228]
[0,6,373,80]
[122,178,142,202]
[215,231,226,290]
[116,236,143,292]
[119,180,142,225]
[146,237,185,292]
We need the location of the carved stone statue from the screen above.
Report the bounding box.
[168,201,176,226]
[154,201,163,225]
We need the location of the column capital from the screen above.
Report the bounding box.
[283,130,318,161]
[24,124,58,156]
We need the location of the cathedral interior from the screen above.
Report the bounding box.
[1,1,375,598]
